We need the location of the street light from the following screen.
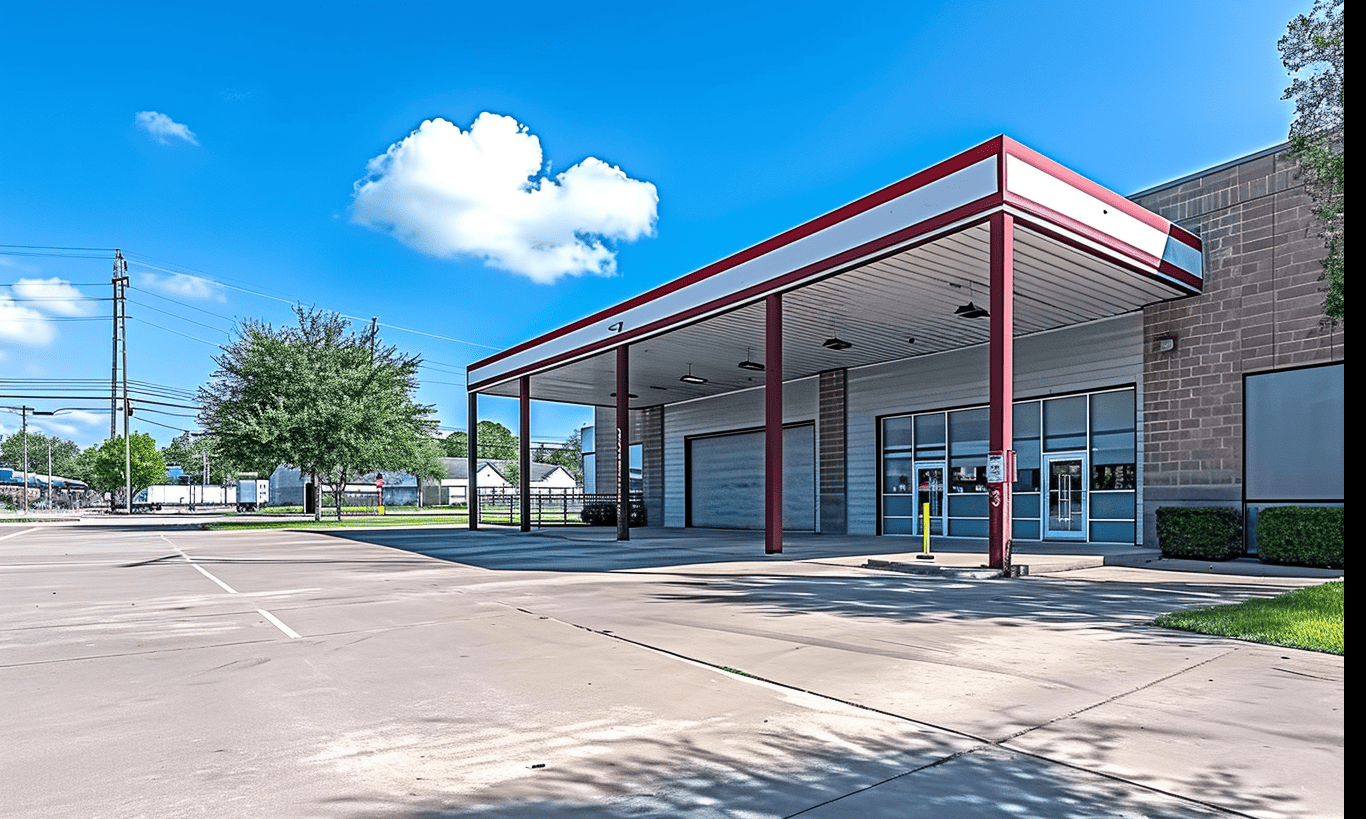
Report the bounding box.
[1,405,35,515]
[33,409,82,512]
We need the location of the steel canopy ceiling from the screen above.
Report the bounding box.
[468,136,1202,408]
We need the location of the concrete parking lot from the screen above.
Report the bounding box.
[0,522,1343,818]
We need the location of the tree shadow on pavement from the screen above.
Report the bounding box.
[648,572,1288,633]
[324,737,1253,819]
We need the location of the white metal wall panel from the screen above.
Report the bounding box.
[663,377,818,528]
[687,424,815,530]
[844,313,1144,534]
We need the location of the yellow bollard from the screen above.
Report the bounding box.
[923,501,930,554]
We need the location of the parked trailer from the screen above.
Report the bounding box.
[236,479,270,512]
[134,485,238,510]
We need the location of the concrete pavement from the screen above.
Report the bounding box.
[0,521,1343,818]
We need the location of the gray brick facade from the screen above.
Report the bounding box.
[1133,145,1344,544]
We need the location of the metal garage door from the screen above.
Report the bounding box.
[687,424,815,530]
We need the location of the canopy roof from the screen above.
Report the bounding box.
[467,136,1202,407]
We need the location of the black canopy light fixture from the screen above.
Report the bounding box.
[679,363,708,385]
[822,336,853,351]
[952,280,989,318]
[737,346,765,371]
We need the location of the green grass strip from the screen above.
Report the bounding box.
[1154,580,1343,655]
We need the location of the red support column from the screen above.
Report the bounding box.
[616,345,631,542]
[519,375,531,533]
[988,211,1015,572]
[765,293,783,554]
[467,391,479,530]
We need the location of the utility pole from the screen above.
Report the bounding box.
[112,250,131,514]
[21,405,30,515]
[109,257,119,442]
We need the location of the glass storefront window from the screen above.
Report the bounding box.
[1090,390,1136,490]
[1013,401,1041,492]
[879,387,1136,541]
[883,416,912,451]
[914,413,946,460]
[948,408,987,493]
[1043,395,1087,451]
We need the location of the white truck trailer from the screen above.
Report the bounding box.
[136,485,237,510]
[236,478,270,512]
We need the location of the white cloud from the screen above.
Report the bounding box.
[0,295,55,345]
[135,111,199,145]
[351,113,659,284]
[140,272,226,302]
[12,277,97,316]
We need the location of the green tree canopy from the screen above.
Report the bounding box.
[440,421,520,461]
[1280,0,1344,318]
[197,306,437,519]
[535,429,583,485]
[160,431,250,485]
[1,431,84,479]
[89,433,167,506]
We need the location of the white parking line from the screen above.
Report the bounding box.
[0,527,39,542]
[257,609,301,639]
[189,562,239,594]
[160,534,238,594]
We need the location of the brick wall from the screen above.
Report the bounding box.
[1133,146,1344,544]
[818,368,847,534]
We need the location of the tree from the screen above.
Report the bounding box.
[408,436,448,508]
[440,421,519,461]
[1280,0,1344,319]
[0,432,85,482]
[89,434,167,508]
[160,432,245,486]
[535,429,583,485]
[198,306,436,520]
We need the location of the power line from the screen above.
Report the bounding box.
[128,298,233,335]
[128,316,223,347]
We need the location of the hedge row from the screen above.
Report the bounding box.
[1257,506,1344,569]
[1155,507,1243,560]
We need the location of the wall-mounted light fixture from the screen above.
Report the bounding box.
[1155,335,1177,353]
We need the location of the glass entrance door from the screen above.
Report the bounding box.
[1044,454,1086,540]
[915,463,945,536]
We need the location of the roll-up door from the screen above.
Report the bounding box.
[687,424,815,530]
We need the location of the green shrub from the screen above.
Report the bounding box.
[1155,507,1243,560]
[1257,506,1344,569]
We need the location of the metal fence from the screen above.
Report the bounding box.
[474,491,644,527]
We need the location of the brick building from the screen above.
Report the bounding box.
[1135,145,1344,548]
[470,137,1343,554]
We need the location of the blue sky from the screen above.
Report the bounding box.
[1,0,1306,451]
